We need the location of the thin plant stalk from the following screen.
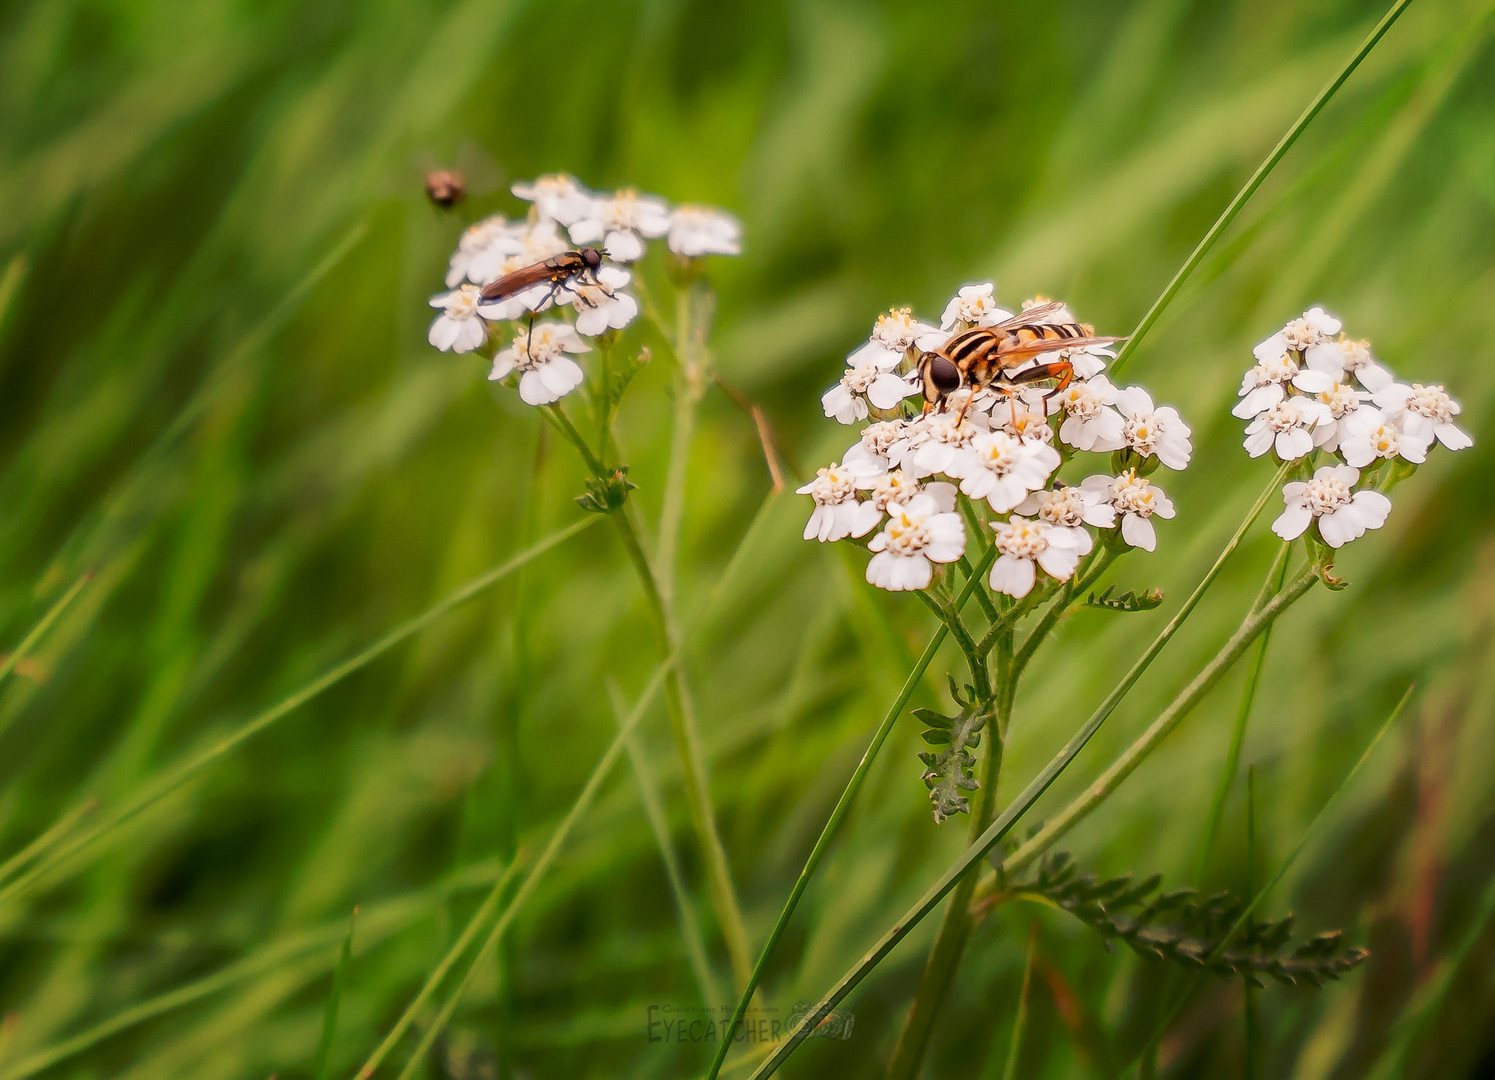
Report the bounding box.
[0,571,90,692]
[1244,765,1259,1080]
[990,924,1039,1080]
[0,517,600,907]
[608,682,721,1006]
[740,467,1287,1079]
[885,629,1012,1079]
[704,540,1000,1080]
[542,399,754,988]
[1107,0,1416,377]
[1193,543,1290,885]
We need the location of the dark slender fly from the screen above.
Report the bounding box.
[479,248,606,309]
[480,248,611,361]
[916,301,1126,422]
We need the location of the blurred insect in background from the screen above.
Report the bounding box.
[917,301,1124,421]
[424,169,466,209]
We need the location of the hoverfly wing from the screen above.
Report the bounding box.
[479,261,555,302]
[998,334,1126,361]
[984,301,1070,332]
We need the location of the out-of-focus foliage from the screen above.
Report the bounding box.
[0,0,1491,1077]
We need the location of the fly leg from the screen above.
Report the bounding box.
[1003,360,1074,408]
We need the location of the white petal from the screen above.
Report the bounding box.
[1351,490,1392,530]
[429,315,460,350]
[1272,505,1312,541]
[1436,422,1473,450]
[1121,513,1156,551]
[989,555,1035,598]
[1317,508,1359,548]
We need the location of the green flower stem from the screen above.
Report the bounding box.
[542,399,753,987]
[916,590,989,701]
[1012,546,1121,678]
[958,498,1002,624]
[999,566,1318,879]
[704,539,999,1080]
[885,629,1013,1080]
[1107,0,1415,377]
[1192,542,1291,884]
[741,466,1286,1080]
[657,279,707,603]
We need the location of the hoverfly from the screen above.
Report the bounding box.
[916,301,1124,422]
[424,169,466,209]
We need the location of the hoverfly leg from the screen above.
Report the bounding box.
[1005,360,1074,406]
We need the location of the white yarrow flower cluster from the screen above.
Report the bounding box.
[804,286,1193,594]
[1242,307,1472,548]
[429,174,739,407]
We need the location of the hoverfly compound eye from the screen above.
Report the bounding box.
[582,248,603,270]
[929,355,962,394]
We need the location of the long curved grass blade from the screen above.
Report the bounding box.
[0,516,598,907]
[313,909,357,1080]
[1108,0,1414,376]
[0,572,91,690]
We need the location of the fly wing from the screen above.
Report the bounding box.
[479,260,554,301]
[997,335,1127,362]
[985,301,1069,331]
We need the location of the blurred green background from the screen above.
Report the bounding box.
[1,0,1493,1076]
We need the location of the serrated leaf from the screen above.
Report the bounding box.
[1085,584,1165,612]
[908,695,991,824]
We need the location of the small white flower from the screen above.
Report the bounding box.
[1081,470,1175,552]
[991,388,1055,444]
[565,264,639,336]
[846,307,948,370]
[1233,351,1333,419]
[512,174,594,226]
[1051,375,1125,452]
[1253,306,1342,363]
[1014,484,1116,555]
[487,320,591,405]
[473,221,573,318]
[1272,464,1392,548]
[861,472,957,529]
[1305,335,1393,392]
[797,462,882,542]
[865,494,966,591]
[821,363,919,424]
[1338,412,1430,469]
[567,188,671,262]
[446,215,525,287]
[958,432,1061,513]
[1309,379,1373,452]
[667,205,742,257]
[427,284,488,353]
[1242,397,1331,461]
[843,419,909,479]
[988,518,1083,598]
[1115,386,1192,469]
[940,283,1013,330]
[1372,382,1473,451]
[910,411,988,479]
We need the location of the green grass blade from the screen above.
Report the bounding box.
[994,923,1038,1080]
[0,516,598,907]
[0,572,90,691]
[313,909,357,1080]
[1108,0,1415,376]
[609,681,722,1007]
